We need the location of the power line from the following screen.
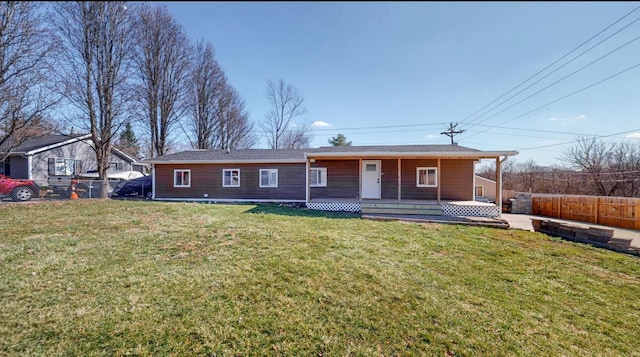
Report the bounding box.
[457,5,640,125]
[463,31,640,131]
[462,16,640,128]
[515,128,640,151]
[463,62,640,140]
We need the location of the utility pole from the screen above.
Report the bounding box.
[440,122,464,145]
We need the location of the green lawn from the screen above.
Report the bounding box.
[1,200,639,356]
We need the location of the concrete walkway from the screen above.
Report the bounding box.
[502,213,640,249]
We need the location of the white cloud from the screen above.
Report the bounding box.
[548,114,587,124]
[625,133,640,139]
[425,134,440,140]
[312,121,333,127]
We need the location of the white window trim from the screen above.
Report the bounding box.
[174,169,191,188]
[223,168,241,187]
[416,167,438,187]
[259,169,278,188]
[310,167,327,187]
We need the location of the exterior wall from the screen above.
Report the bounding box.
[155,163,306,201]
[440,159,474,201]
[310,160,359,199]
[400,159,438,200]
[6,156,29,179]
[28,140,135,187]
[475,175,497,202]
[400,159,474,201]
[381,159,399,199]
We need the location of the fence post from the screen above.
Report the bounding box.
[557,196,561,219]
[594,197,599,225]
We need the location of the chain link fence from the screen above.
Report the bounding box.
[1,178,151,202]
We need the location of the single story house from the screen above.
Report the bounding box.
[0,134,145,187]
[474,175,497,203]
[146,144,517,217]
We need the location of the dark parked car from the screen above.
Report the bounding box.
[110,175,152,199]
[0,174,40,201]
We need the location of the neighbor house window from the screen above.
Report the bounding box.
[109,162,123,170]
[416,167,437,187]
[48,158,81,176]
[310,167,327,187]
[223,169,240,187]
[174,169,191,187]
[260,169,278,188]
[475,185,484,197]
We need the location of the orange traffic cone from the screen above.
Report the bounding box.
[70,179,79,200]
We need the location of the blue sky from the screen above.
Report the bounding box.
[159,1,640,166]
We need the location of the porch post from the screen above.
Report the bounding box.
[397,158,401,201]
[358,159,362,200]
[496,156,502,210]
[437,158,441,204]
[305,157,310,204]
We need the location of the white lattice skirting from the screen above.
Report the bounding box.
[442,204,501,218]
[306,201,362,213]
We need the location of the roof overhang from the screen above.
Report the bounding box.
[304,150,519,159]
[147,159,307,165]
[25,134,92,155]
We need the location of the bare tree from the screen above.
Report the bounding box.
[185,41,254,150]
[261,79,311,149]
[213,84,256,150]
[133,3,191,157]
[0,2,58,161]
[51,1,135,198]
[186,40,226,149]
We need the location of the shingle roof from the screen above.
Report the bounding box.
[145,144,516,164]
[1,134,90,153]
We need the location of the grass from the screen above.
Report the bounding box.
[1,200,639,356]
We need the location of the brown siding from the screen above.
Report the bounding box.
[310,160,359,199]
[441,159,474,201]
[400,159,438,200]
[155,163,306,200]
[381,159,398,199]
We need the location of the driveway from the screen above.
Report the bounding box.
[502,213,640,249]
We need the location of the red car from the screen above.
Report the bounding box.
[0,174,40,202]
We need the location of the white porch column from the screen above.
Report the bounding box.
[496,156,502,210]
[397,158,401,201]
[305,158,310,204]
[437,158,441,204]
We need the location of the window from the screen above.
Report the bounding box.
[223,169,240,187]
[310,167,327,187]
[475,185,484,197]
[48,158,81,176]
[109,162,123,170]
[260,169,278,188]
[174,169,191,187]
[416,167,437,187]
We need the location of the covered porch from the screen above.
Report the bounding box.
[306,198,502,218]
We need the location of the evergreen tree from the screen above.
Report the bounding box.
[328,133,352,146]
[116,122,141,159]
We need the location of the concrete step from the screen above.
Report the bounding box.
[361,207,443,215]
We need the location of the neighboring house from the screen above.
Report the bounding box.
[0,134,145,187]
[146,144,517,217]
[474,175,497,203]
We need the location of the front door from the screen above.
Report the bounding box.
[361,160,381,199]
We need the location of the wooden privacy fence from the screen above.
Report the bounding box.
[531,194,640,230]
